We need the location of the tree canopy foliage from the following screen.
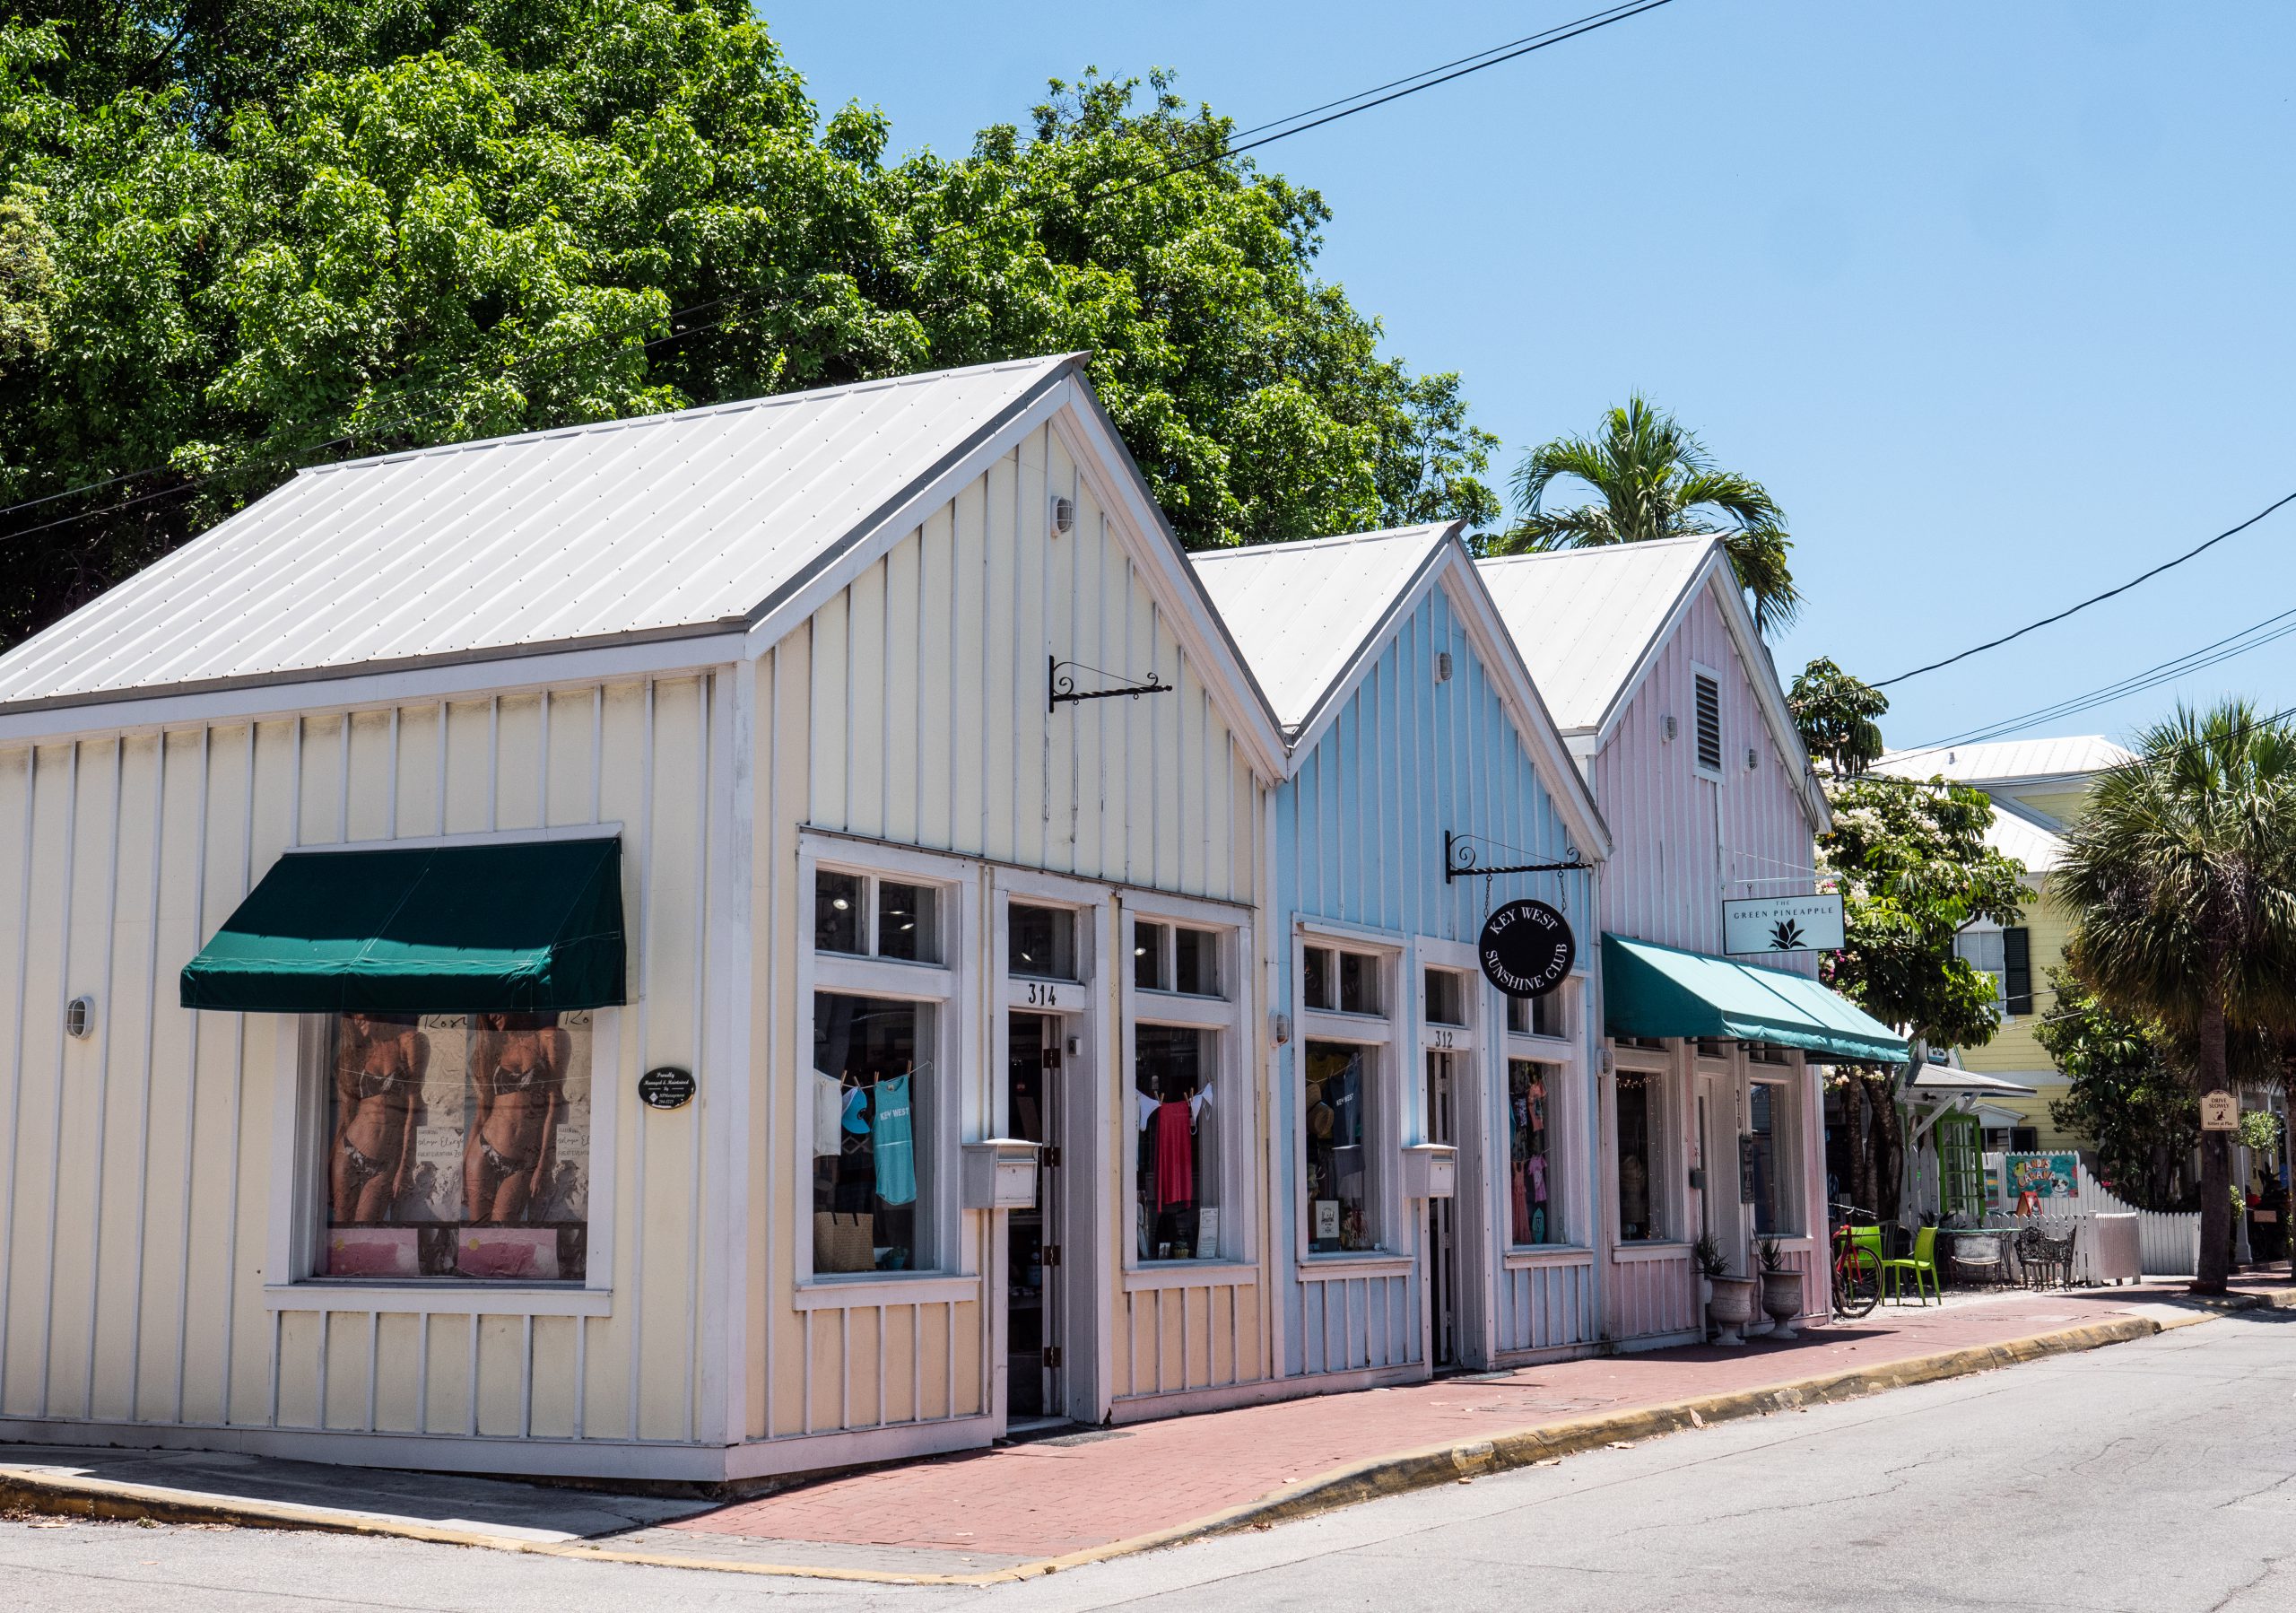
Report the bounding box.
[2035,968,2200,1211]
[1789,657,1888,779]
[0,2,1498,647]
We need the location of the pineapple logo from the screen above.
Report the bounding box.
[1768,919,1805,951]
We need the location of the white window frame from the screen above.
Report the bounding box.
[268,1005,625,1315]
[1122,892,1254,1275]
[1607,1039,1682,1252]
[796,836,977,1295]
[1746,1063,1805,1239]
[1295,922,1407,1268]
[1503,974,1587,1258]
[1690,660,1725,781]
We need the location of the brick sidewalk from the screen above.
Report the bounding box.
[649,1277,2277,1573]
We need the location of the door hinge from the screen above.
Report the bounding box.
[1042,1146,1060,1169]
[1043,1243,1061,1267]
[1040,1047,1062,1070]
[1041,1346,1062,1368]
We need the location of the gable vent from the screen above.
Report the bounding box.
[1693,672,1723,772]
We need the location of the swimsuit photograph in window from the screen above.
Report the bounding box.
[813,993,934,1273]
[323,1011,592,1281]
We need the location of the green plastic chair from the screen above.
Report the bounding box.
[1883,1225,1940,1305]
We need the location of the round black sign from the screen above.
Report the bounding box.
[638,1066,696,1111]
[1478,899,1575,998]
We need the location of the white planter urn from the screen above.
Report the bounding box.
[1707,1276,1758,1347]
[1759,1269,1804,1341]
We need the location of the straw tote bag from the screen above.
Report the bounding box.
[813,1210,875,1273]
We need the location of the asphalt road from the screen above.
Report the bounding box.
[3,1309,2291,1611]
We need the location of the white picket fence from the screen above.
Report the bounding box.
[1981,1153,2200,1277]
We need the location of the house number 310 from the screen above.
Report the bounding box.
[1025,981,1060,1007]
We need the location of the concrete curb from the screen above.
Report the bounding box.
[5,1294,2292,1586]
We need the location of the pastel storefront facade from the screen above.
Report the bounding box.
[1482,536,1905,1348]
[1193,526,1613,1380]
[0,355,1295,1480]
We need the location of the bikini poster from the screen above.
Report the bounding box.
[325,1011,591,1280]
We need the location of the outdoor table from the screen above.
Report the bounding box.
[1944,1226,2019,1286]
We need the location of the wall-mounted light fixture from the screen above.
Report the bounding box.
[1270,1011,1292,1046]
[65,995,94,1039]
[1050,495,1076,536]
[1435,651,1454,684]
[1662,714,1678,741]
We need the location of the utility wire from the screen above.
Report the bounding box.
[1874,489,2296,688]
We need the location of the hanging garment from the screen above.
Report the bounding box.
[842,1084,870,1136]
[872,1074,917,1207]
[813,1069,845,1157]
[1529,1152,1548,1204]
[1511,1161,1532,1243]
[1153,1099,1195,1209]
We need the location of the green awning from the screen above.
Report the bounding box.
[1602,933,1908,1064]
[181,837,627,1014]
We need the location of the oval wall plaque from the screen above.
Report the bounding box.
[639,1066,696,1111]
[1477,899,1575,998]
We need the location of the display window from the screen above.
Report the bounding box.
[321,1010,592,1281]
[1134,1024,1221,1260]
[1508,1058,1561,1246]
[1748,1079,1797,1234]
[1010,902,1079,980]
[1507,990,1565,1039]
[1614,1067,1665,1242]
[812,994,935,1273]
[1135,921,1222,997]
[814,868,942,964]
[1303,1041,1377,1253]
[1302,945,1382,1015]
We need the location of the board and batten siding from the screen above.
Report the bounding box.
[1590,586,1820,976]
[0,676,728,1470]
[744,422,1267,1443]
[1273,580,1599,1374]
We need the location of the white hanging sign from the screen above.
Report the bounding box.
[1723,893,1846,955]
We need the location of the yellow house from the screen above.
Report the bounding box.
[1874,737,2132,1149]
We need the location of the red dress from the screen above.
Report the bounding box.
[1154,1101,1195,1208]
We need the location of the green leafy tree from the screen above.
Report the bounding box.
[1818,773,2029,1220]
[2035,968,2198,1211]
[1486,393,1798,632]
[0,15,1495,647]
[2057,702,2296,1293]
[1789,658,1888,779]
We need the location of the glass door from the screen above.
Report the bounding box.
[1005,1012,1065,1421]
[1424,1051,1460,1368]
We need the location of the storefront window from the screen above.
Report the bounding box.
[813,993,935,1274]
[1135,920,1169,990]
[1010,903,1077,980]
[1749,1081,1787,1234]
[1339,953,1380,1015]
[1136,921,1222,998]
[815,870,865,954]
[1135,1025,1219,1260]
[322,1011,592,1281]
[815,868,941,963]
[876,881,940,963]
[1304,1042,1375,1253]
[1509,991,1565,1038]
[1509,1059,1559,1246]
[1615,1069,1663,1242]
[1425,968,1465,1026]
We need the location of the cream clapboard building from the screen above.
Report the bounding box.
[0,355,1296,1480]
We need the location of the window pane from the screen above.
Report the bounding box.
[1954,929,2005,972]
[1507,995,1529,1035]
[1303,946,1335,1011]
[1304,1042,1374,1252]
[1425,969,1464,1026]
[1010,904,1077,980]
[1750,1082,1783,1234]
[324,1012,592,1281]
[1531,991,1562,1038]
[812,994,935,1274]
[1509,1059,1558,1246]
[1135,1025,1219,1260]
[1338,952,1380,1016]
[1616,1071,1661,1242]
[1174,929,1220,998]
[875,882,939,963]
[1134,920,1170,991]
[814,869,865,954]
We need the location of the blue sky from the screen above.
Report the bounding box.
[770,1,2295,755]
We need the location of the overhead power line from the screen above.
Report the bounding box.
[1874,489,2296,689]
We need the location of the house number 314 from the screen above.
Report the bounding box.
[1025,981,1060,1007]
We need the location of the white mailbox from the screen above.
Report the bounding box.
[1402,1142,1457,1200]
[962,1138,1040,1209]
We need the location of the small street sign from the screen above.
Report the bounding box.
[1723,893,1846,955]
[2200,1090,2239,1131]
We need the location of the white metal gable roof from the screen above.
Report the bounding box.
[1873,735,2134,787]
[1474,536,1712,735]
[1190,524,1611,861]
[1189,525,1450,733]
[0,354,1080,713]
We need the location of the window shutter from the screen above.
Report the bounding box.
[1693,673,1722,772]
[2003,927,2031,1016]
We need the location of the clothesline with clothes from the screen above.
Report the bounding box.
[1137,1085,1213,1210]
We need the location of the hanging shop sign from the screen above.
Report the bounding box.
[639,1066,696,1111]
[1723,893,1846,956]
[2201,1090,2239,1131]
[1478,899,1575,998]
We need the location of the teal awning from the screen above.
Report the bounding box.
[181,837,626,1014]
[1602,933,1908,1064]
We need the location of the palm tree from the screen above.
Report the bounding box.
[2055,702,2296,1293]
[1489,395,1799,632]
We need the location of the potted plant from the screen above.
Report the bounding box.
[1699,1236,1757,1347]
[1692,1233,1724,1312]
[1755,1238,1801,1341]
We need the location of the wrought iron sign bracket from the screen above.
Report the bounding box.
[1048,657,1173,712]
[1444,830,1592,884]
